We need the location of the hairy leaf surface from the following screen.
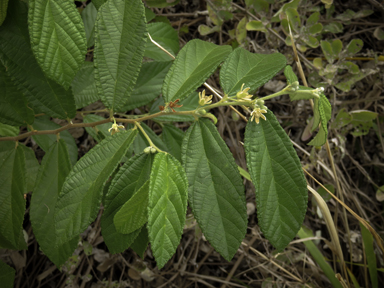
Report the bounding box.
[162,39,231,103]
[72,61,99,109]
[244,110,307,251]
[54,130,138,257]
[101,153,153,254]
[19,144,39,192]
[181,118,247,260]
[220,47,286,96]
[30,140,77,267]
[145,22,179,61]
[114,180,149,234]
[28,0,87,89]
[309,94,331,146]
[81,2,97,48]
[0,1,75,119]
[0,142,27,250]
[0,67,34,126]
[94,0,147,111]
[148,153,188,269]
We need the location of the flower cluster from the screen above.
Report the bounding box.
[198,90,213,106]
[108,118,125,135]
[236,83,253,100]
[250,99,268,124]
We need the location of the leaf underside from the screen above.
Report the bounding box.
[244,110,308,251]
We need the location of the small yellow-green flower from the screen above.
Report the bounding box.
[108,119,125,135]
[250,107,267,124]
[198,90,213,106]
[236,83,252,100]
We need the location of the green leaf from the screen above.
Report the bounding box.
[19,144,39,192]
[92,0,107,10]
[0,260,15,288]
[72,61,99,109]
[350,110,378,137]
[131,122,168,154]
[0,1,76,119]
[130,225,149,259]
[31,116,78,166]
[360,223,378,288]
[114,180,149,234]
[285,8,301,32]
[148,153,188,269]
[28,0,87,89]
[162,39,232,103]
[94,0,147,112]
[0,0,9,26]
[146,0,180,8]
[244,110,308,251]
[0,67,34,126]
[309,94,331,146]
[150,92,199,122]
[181,119,247,260]
[0,123,19,137]
[161,124,184,161]
[220,47,286,96]
[342,39,363,58]
[284,65,298,86]
[81,2,97,48]
[330,108,351,130]
[145,8,156,22]
[30,140,77,267]
[0,142,27,250]
[101,153,153,254]
[145,22,179,61]
[323,22,344,34]
[54,129,138,262]
[83,114,111,142]
[122,61,172,111]
[320,39,342,64]
[236,17,248,44]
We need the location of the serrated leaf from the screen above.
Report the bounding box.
[148,153,188,269]
[181,119,247,260]
[83,114,111,142]
[72,61,99,109]
[31,116,78,166]
[284,65,298,86]
[0,1,76,119]
[162,39,232,103]
[150,92,199,122]
[81,2,97,48]
[309,94,331,146]
[122,61,172,111]
[94,0,147,112]
[54,130,138,263]
[131,122,168,154]
[145,22,179,61]
[131,225,149,259]
[28,0,87,89]
[101,153,153,254]
[244,110,307,251]
[30,140,77,267]
[161,124,184,161]
[0,142,27,250]
[114,180,149,234]
[0,123,18,137]
[220,47,286,96]
[0,260,15,288]
[0,67,34,126]
[19,144,39,192]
